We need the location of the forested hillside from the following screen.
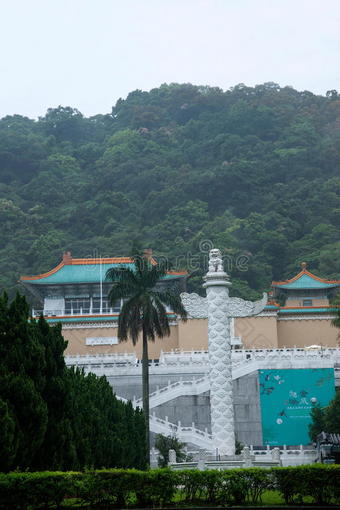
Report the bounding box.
[1,83,340,300]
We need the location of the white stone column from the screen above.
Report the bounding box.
[181,249,267,456]
[203,250,235,456]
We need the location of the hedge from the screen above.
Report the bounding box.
[0,465,339,509]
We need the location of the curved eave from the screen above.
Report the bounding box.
[272,269,340,290]
[20,258,187,285]
[21,261,66,282]
[20,257,137,283]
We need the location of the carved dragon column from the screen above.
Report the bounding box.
[203,249,235,456]
[181,248,267,457]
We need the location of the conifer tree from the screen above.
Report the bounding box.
[0,292,148,471]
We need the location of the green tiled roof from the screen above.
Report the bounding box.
[22,261,186,285]
[29,262,132,284]
[273,273,340,290]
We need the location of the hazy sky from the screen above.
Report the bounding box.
[1,0,339,119]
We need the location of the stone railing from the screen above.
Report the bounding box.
[65,352,138,367]
[149,413,213,450]
[168,445,317,468]
[159,350,209,365]
[115,396,212,449]
[251,445,317,467]
[233,347,340,363]
[119,405,317,458]
[133,376,210,409]
[65,347,340,377]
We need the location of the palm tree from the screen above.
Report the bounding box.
[106,254,187,464]
[331,293,340,344]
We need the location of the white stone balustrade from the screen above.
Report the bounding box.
[149,412,213,450]
[132,376,210,409]
[168,445,317,468]
[65,347,340,379]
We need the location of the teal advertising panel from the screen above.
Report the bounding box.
[259,368,335,446]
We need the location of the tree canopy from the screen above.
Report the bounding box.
[0,293,147,472]
[1,82,340,299]
[309,392,340,442]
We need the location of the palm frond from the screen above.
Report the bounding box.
[151,287,188,321]
[108,282,137,304]
[105,266,138,286]
[142,262,168,289]
[118,295,143,344]
[152,296,170,338]
[134,254,154,279]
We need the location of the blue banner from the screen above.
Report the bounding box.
[259,368,335,445]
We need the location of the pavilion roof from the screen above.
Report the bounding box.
[272,267,340,291]
[20,254,187,285]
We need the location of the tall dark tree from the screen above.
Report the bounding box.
[106,253,187,464]
[0,292,148,471]
[0,293,48,471]
[31,318,71,470]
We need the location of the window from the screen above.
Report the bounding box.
[302,299,313,306]
[64,298,90,314]
[92,298,121,314]
[92,298,110,313]
[64,297,122,315]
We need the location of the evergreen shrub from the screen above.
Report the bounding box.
[0,471,81,510]
[0,465,339,508]
[273,464,340,505]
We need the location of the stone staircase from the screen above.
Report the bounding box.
[132,376,210,409]
[69,348,340,450]
[116,394,212,448]
[149,413,213,450]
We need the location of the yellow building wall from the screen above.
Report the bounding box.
[177,319,208,351]
[62,314,338,358]
[64,324,179,359]
[235,316,279,349]
[277,319,338,348]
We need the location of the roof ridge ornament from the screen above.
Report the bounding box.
[63,251,72,265]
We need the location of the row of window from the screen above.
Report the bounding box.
[64,298,121,314]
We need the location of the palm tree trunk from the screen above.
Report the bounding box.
[142,324,150,466]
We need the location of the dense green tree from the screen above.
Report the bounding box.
[155,434,187,467]
[309,393,340,441]
[0,399,16,471]
[106,253,187,464]
[309,404,327,442]
[0,293,48,470]
[1,83,340,300]
[324,391,340,433]
[0,293,147,471]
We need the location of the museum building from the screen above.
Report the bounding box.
[21,253,340,356]
[20,253,340,452]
